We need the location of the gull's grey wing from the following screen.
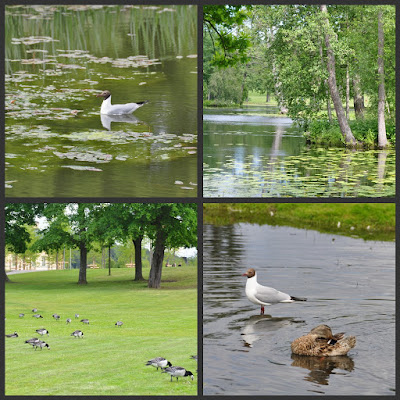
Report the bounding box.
[254,284,292,304]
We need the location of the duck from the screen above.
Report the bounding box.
[146,357,172,371]
[5,332,18,338]
[66,318,72,324]
[71,330,84,338]
[80,319,89,324]
[32,314,43,318]
[291,324,356,356]
[52,314,60,321]
[19,313,25,318]
[96,90,148,115]
[242,268,306,315]
[36,328,49,336]
[162,366,194,382]
[115,321,123,327]
[34,341,50,350]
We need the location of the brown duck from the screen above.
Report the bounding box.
[291,324,356,356]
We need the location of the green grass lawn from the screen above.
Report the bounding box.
[5,266,197,396]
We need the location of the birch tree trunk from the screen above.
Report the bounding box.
[320,5,357,146]
[377,10,388,148]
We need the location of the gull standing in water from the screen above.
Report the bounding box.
[242,268,307,315]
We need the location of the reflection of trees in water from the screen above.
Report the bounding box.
[291,353,355,385]
[377,150,388,191]
[204,224,244,266]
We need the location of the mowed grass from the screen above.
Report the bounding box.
[5,267,197,395]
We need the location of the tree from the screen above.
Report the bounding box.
[146,204,197,289]
[40,203,101,285]
[377,9,388,148]
[5,203,44,282]
[203,5,252,68]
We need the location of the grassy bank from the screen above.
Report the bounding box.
[203,203,395,241]
[305,118,396,148]
[5,267,197,396]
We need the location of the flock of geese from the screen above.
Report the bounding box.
[6,308,197,382]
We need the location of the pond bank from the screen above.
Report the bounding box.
[203,203,395,241]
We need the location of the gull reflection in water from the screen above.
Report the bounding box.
[240,315,299,348]
[100,113,148,131]
[291,353,355,386]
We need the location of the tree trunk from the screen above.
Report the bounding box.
[320,5,357,146]
[148,231,166,289]
[240,65,248,105]
[133,236,144,281]
[108,245,111,276]
[346,65,350,121]
[377,10,388,148]
[78,241,87,284]
[266,92,270,103]
[353,73,365,119]
[55,251,58,270]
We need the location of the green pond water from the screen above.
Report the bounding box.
[203,107,395,197]
[6,5,197,197]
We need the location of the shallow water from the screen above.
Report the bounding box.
[203,107,395,197]
[203,223,395,395]
[6,5,197,197]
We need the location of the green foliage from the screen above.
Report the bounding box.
[203,5,252,68]
[5,268,197,395]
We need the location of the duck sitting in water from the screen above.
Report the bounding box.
[291,324,356,356]
[96,90,148,115]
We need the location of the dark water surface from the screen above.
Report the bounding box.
[203,107,395,197]
[203,223,395,395]
[6,5,197,197]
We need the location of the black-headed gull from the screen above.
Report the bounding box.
[242,268,306,314]
[162,366,194,382]
[291,324,356,356]
[96,90,148,115]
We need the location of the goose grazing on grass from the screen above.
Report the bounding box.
[115,321,123,327]
[291,324,356,356]
[34,341,50,350]
[19,313,25,318]
[52,314,60,321]
[162,366,194,382]
[146,357,172,371]
[190,355,198,361]
[32,308,37,313]
[96,90,148,115]
[242,268,307,315]
[66,318,72,324]
[36,329,49,336]
[5,332,18,338]
[80,319,89,324]
[71,330,84,338]
[25,338,40,346]
[32,314,43,319]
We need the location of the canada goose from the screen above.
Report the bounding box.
[71,330,84,338]
[146,357,172,371]
[32,308,38,312]
[115,321,123,327]
[243,268,306,314]
[75,314,79,319]
[52,314,60,321]
[190,355,198,361]
[80,319,89,324]
[34,341,50,350]
[162,366,194,382]
[19,313,25,318]
[291,324,356,356]
[5,332,18,338]
[32,314,43,318]
[66,318,72,324]
[36,329,49,336]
